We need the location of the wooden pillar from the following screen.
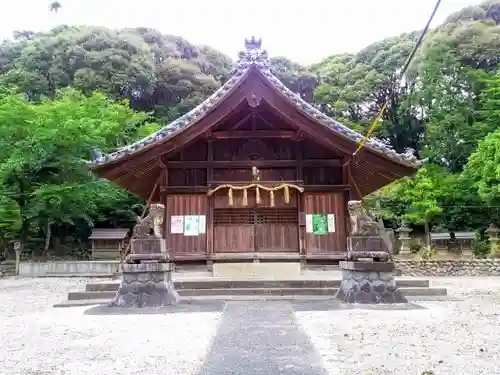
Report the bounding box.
[342,158,352,243]
[295,140,306,257]
[160,164,169,240]
[206,139,214,263]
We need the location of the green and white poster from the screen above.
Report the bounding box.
[184,215,199,236]
[312,214,328,235]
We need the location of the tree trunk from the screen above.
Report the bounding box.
[424,221,431,248]
[43,221,52,259]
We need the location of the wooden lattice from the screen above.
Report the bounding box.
[256,208,298,224]
[214,208,298,226]
[214,209,255,225]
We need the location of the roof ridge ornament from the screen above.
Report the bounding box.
[233,36,271,72]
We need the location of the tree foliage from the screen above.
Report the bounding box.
[3,0,500,258]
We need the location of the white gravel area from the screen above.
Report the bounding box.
[296,277,500,375]
[0,277,222,375]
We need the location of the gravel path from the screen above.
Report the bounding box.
[296,277,500,375]
[2,277,500,375]
[0,277,222,375]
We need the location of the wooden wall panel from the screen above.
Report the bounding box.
[213,208,254,253]
[304,192,346,254]
[255,208,299,252]
[166,194,207,259]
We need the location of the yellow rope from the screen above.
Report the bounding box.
[353,101,388,156]
[207,183,304,196]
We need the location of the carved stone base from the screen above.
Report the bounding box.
[131,237,167,255]
[334,261,407,304]
[346,251,390,262]
[109,262,180,308]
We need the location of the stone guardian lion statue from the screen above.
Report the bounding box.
[132,203,165,238]
[347,200,379,235]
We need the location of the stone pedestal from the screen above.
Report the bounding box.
[334,261,407,304]
[109,262,180,308]
[347,235,389,261]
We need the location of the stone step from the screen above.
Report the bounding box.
[85,278,430,292]
[68,286,446,301]
[55,293,455,308]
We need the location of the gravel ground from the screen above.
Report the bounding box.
[0,277,222,375]
[296,277,500,375]
[2,277,500,375]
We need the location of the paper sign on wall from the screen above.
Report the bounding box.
[305,214,313,233]
[170,216,184,234]
[198,215,206,234]
[312,214,328,235]
[184,215,199,236]
[327,214,336,233]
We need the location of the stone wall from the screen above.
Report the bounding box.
[0,261,15,277]
[395,259,500,276]
[19,261,120,277]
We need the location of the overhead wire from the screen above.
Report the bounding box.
[353,0,443,156]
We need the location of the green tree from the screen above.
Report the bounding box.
[0,89,160,258]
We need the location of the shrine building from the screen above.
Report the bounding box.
[89,37,421,265]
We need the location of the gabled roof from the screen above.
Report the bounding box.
[88,228,129,240]
[89,37,421,170]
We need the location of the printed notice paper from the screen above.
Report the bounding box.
[305,214,313,233]
[170,216,184,234]
[198,215,206,234]
[184,215,199,236]
[327,214,336,233]
[312,214,328,235]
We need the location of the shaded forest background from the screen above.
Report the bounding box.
[2,0,500,259]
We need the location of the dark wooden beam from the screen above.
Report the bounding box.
[211,130,296,139]
[304,185,351,193]
[160,186,209,194]
[165,159,342,169]
[228,114,252,130]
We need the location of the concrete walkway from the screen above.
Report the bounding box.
[198,301,328,375]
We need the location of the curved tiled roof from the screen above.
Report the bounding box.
[90,37,421,168]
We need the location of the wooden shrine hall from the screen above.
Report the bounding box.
[89,37,421,265]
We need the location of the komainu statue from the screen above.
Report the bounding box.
[347,200,379,236]
[132,203,165,238]
[346,200,393,262]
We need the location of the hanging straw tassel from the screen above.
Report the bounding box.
[228,187,233,206]
[256,186,261,204]
[283,184,290,204]
[270,190,275,207]
[242,188,248,206]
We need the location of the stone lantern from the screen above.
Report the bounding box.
[485,223,500,257]
[396,222,413,257]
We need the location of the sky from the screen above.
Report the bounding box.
[0,0,482,64]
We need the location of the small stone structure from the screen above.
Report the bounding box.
[336,201,407,304]
[109,203,180,308]
[396,223,412,257]
[335,261,407,303]
[486,224,500,257]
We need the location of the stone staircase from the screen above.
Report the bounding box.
[56,278,448,307]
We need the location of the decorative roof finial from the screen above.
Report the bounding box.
[245,36,262,53]
[234,36,270,72]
